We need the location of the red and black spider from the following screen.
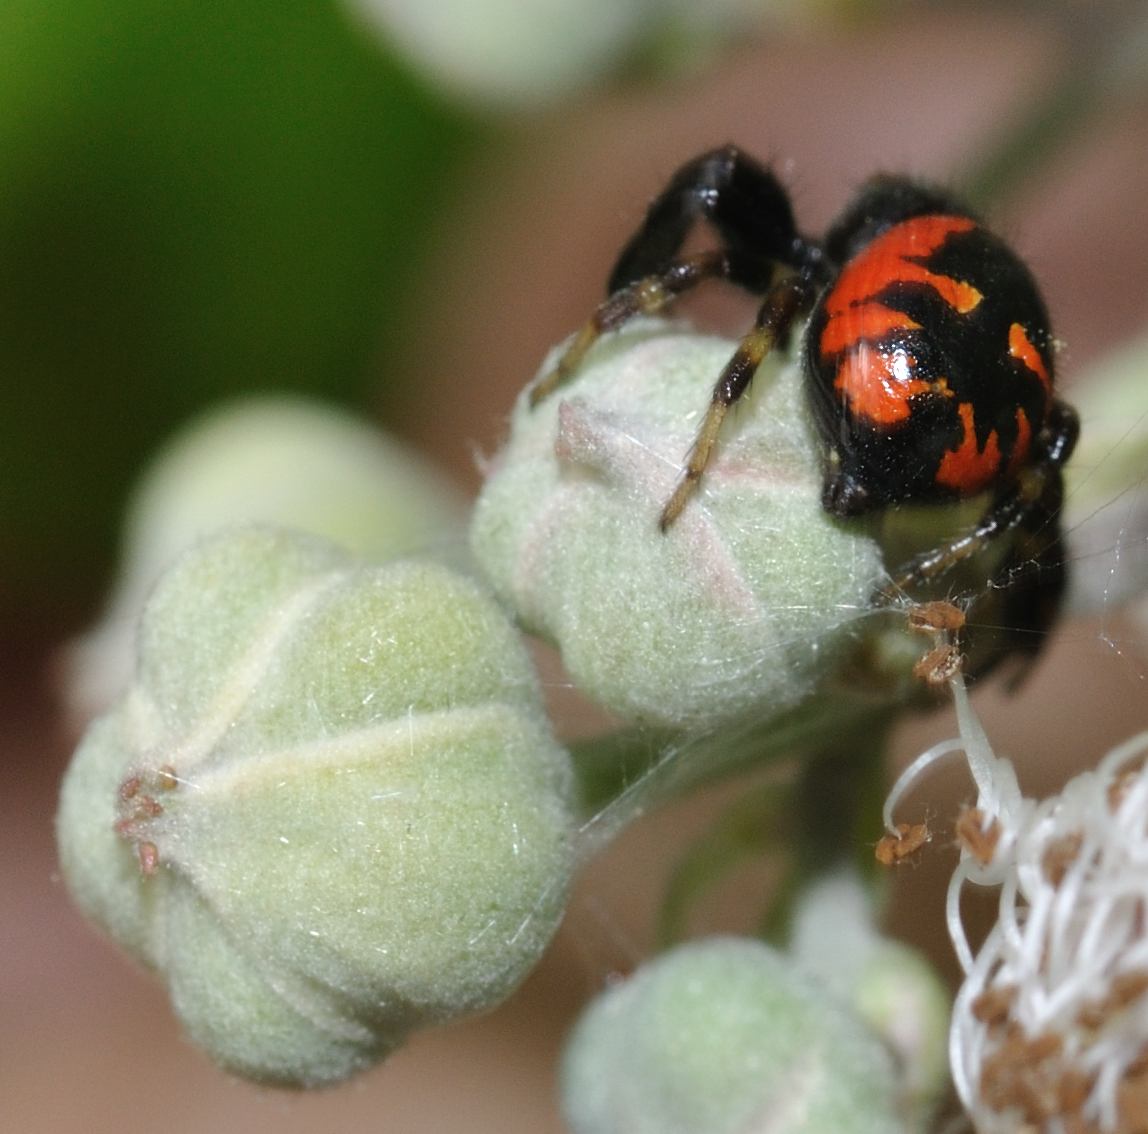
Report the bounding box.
[529,144,1078,663]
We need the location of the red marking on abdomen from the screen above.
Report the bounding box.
[1008,322,1051,393]
[936,402,1002,494]
[833,342,936,425]
[1006,408,1033,477]
[819,303,920,355]
[820,216,982,370]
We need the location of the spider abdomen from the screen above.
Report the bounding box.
[806,211,1055,516]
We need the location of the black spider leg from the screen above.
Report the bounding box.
[528,144,822,407]
[606,144,817,293]
[528,249,753,407]
[658,270,818,530]
[883,399,1080,597]
[989,494,1070,674]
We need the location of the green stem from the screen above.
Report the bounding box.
[634,705,895,947]
[570,689,896,860]
[656,779,794,949]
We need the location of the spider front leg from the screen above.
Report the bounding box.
[529,250,738,407]
[529,145,816,408]
[659,271,817,530]
[991,505,1070,666]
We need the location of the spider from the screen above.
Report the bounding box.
[528,145,1078,660]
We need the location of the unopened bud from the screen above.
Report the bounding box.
[561,937,906,1134]
[58,527,574,1087]
[471,321,884,729]
[64,396,464,722]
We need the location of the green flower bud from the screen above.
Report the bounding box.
[471,321,884,729]
[57,527,574,1088]
[343,0,652,107]
[342,0,879,109]
[561,937,907,1134]
[788,872,949,1125]
[65,396,465,721]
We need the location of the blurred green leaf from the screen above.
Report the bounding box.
[0,0,476,612]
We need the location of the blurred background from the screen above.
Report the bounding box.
[3,0,1148,1130]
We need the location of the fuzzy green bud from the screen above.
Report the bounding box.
[561,937,907,1134]
[65,396,465,721]
[788,871,950,1125]
[471,321,884,729]
[341,0,873,109]
[343,0,652,107]
[57,526,574,1087]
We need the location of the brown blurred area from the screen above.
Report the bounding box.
[5,6,1148,1132]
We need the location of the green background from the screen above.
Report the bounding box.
[0,0,474,612]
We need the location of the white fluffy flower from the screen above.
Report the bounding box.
[886,676,1148,1131]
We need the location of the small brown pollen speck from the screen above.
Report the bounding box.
[1117,1060,1148,1132]
[1109,971,1148,1011]
[875,822,930,866]
[1108,763,1146,814]
[1042,832,1083,887]
[1124,1044,1148,1084]
[971,984,1017,1029]
[1056,1067,1093,1117]
[907,600,966,635]
[137,842,160,875]
[956,807,1002,866]
[1079,971,1148,1031]
[979,1028,1066,1124]
[1015,1032,1064,1065]
[914,643,963,687]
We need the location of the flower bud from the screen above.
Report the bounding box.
[57,526,575,1087]
[789,871,949,1125]
[64,396,465,722]
[561,937,906,1134]
[471,321,884,729]
[342,0,652,107]
[340,0,879,109]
